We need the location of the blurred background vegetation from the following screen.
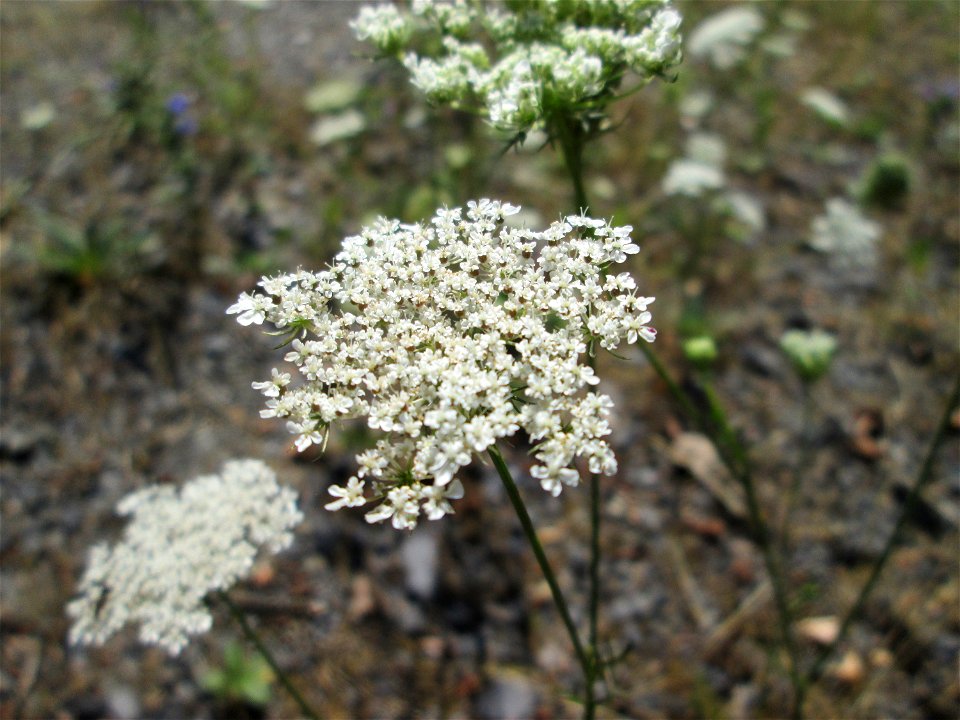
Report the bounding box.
[1,1,957,719]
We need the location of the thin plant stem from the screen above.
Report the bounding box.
[639,342,700,425]
[487,446,596,720]
[780,381,814,552]
[588,469,601,656]
[555,113,603,699]
[796,373,960,715]
[555,114,589,213]
[698,381,805,720]
[217,590,320,720]
[640,343,804,716]
[587,355,602,682]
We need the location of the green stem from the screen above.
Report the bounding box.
[487,446,596,720]
[555,115,589,213]
[638,342,701,426]
[555,112,603,705]
[588,472,600,656]
[700,382,805,720]
[797,373,960,714]
[587,356,601,678]
[217,590,320,720]
[780,382,814,552]
[642,344,804,717]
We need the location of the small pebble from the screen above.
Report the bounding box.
[831,650,865,684]
[797,616,840,645]
[347,574,377,620]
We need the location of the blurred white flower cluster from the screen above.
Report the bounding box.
[352,0,683,135]
[68,460,302,655]
[661,131,766,240]
[687,5,765,70]
[801,87,850,128]
[810,198,881,271]
[662,132,727,197]
[229,199,656,528]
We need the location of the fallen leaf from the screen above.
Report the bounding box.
[670,432,746,519]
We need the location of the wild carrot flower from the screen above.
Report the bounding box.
[67,460,302,655]
[687,5,765,70]
[662,132,727,197]
[662,157,725,197]
[809,198,881,271]
[229,200,656,529]
[352,0,683,137]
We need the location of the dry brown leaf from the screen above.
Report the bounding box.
[669,432,747,519]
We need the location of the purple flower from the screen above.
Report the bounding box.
[165,93,190,116]
[918,77,960,105]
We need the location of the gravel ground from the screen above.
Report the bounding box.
[1,2,958,719]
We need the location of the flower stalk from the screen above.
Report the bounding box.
[639,343,805,712]
[488,446,597,720]
[556,122,609,707]
[643,341,960,719]
[795,373,960,716]
[218,591,320,720]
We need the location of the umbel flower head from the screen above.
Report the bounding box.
[352,0,683,137]
[229,199,656,530]
[68,460,302,655]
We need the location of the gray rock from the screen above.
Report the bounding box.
[402,524,439,601]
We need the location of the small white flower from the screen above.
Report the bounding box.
[325,476,367,511]
[350,4,413,53]
[252,368,291,398]
[422,479,465,520]
[226,293,271,326]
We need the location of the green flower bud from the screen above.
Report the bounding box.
[682,335,718,368]
[780,329,837,382]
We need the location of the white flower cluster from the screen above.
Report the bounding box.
[810,198,881,271]
[688,5,765,70]
[351,0,683,135]
[352,3,413,54]
[662,132,726,197]
[68,460,302,655]
[661,159,724,197]
[229,199,656,529]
